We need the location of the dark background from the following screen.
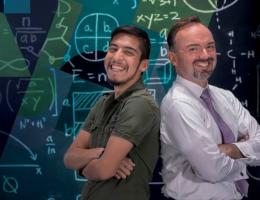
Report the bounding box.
[0,0,259,199]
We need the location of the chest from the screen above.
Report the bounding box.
[201,98,239,143]
[90,99,123,148]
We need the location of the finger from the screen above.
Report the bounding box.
[119,165,132,176]
[238,133,249,140]
[114,173,121,179]
[115,169,128,179]
[122,163,133,171]
[122,159,135,171]
[125,158,135,167]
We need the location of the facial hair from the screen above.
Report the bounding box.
[192,57,215,81]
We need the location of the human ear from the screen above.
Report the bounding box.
[140,59,149,72]
[168,51,177,66]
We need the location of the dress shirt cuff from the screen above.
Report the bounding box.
[233,142,256,163]
[237,165,248,180]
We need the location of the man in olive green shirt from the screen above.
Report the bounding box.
[64,25,160,200]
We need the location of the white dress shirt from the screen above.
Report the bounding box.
[160,75,260,200]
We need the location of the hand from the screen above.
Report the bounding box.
[218,133,250,159]
[218,144,243,159]
[114,158,135,179]
[237,133,249,142]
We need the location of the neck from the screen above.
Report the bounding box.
[114,77,141,98]
[114,86,125,98]
[114,82,134,98]
[198,80,208,88]
[190,77,208,88]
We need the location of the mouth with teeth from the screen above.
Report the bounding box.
[108,62,128,73]
[194,60,212,68]
[110,64,125,72]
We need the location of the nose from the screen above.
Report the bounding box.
[199,48,210,59]
[112,49,123,61]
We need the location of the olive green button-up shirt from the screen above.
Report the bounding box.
[81,79,160,200]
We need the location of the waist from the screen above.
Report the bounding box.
[162,175,243,200]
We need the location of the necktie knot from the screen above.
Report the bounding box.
[200,88,215,114]
[200,88,211,103]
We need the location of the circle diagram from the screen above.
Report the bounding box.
[75,13,119,62]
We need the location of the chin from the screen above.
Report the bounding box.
[108,79,121,86]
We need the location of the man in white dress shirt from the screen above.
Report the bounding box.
[160,15,260,200]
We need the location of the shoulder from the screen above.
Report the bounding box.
[209,85,237,102]
[88,92,113,116]
[120,90,159,119]
[127,89,158,110]
[209,85,231,94]
[161,83,198,110]
[95,92,112,105]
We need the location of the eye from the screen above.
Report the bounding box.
[207,44,216,51]
[124,50,135,56]
[187,46,200,53]
[108,46,117,53]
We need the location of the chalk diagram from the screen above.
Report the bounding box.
[183,0,239,13]
[4,68,58,116]
[15,17,47,58]
[0,130,41,195]
[112,0,137,9]
[0,58,29,73]
[0,131,38,163]
[144,58,172,85]
[74,13,119,62]
[41,0,72,65]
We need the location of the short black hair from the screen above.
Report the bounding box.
[167,16,201,50]
[110,25,151,60]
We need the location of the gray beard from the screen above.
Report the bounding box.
[193,69,213,81]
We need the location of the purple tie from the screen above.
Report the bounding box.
[200,88,248,196]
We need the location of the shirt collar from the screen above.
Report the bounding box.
[175,75,208,98]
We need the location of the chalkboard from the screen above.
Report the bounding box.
[0,0,259,199]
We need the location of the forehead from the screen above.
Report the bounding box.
[175,23,215,46]
[110,33,142,48]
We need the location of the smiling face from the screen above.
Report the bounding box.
[168,23,217,87]
[104,33,148,91]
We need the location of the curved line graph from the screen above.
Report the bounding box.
[0,130,38,162]
[183,0,239,13]
[0,58,29,71]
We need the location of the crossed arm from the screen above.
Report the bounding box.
[64,129,135,181]
[218,134,249,159]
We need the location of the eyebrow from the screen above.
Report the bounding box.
[109,43,138,53]
[185,41,215,48]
